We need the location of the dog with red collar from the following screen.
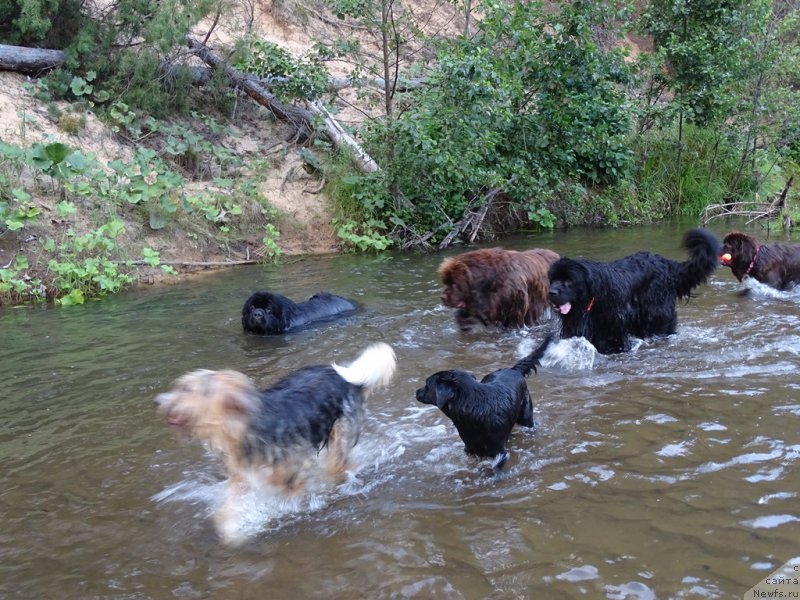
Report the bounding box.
[720,232,800,291]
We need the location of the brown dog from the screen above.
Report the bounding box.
[438,247,559,330]
[720,232,800,291]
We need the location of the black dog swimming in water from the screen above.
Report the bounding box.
[242,290,358,334]
[415,336,552,466]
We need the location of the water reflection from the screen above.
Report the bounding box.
[1,222,799,598]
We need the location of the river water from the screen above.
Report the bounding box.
[1,221,799,599]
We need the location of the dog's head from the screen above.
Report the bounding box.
[155,369,260,455]
[548,258,592,315]
[438,258,473,311]
[242,292,287,334]
[720,232,758,270]
[417,368,529,460]
[415,370,477,414]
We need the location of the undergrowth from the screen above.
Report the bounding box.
[0,106,283,305]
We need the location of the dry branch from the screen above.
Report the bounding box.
[437,188,503,249]
[126,258,260,267]
[701,176,794,226]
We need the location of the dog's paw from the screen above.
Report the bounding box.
[492,451,510,471]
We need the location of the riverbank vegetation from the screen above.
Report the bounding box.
[0,0,798,304]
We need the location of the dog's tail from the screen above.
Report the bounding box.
[512,334,553,377]
[332,342,397,394]
[676,227,720,299]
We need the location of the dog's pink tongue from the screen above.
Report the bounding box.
[559,302,572,315]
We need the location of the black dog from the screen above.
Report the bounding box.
[415,336,552,465]
[548,228,720,354]
[242,291,358,334]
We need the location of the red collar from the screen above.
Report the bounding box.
[586,297,595,312]
[745,245,760,276]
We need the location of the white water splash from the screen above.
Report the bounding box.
[742,277,800,300]
[516,336,597,371]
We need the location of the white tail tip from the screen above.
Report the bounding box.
[332,342,397,391]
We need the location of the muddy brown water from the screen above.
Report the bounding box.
[2,221,799,599]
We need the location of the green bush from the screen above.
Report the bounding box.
[356,0,634,245]
[233,37,329,103]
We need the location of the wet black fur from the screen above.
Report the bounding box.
[242,291,358,334]
[415,336,552,463]
[547,228,720,354]
[243,365,365,460]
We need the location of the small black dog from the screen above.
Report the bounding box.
[242,290,358,334]
[415,336,552,465]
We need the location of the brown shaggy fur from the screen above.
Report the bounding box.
[438,247,560,330]
[721,231,800,291]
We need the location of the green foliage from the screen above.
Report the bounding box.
[28,141,80,179]
[260,223,282,262]
[634,124,760,216]
[335,218,392,252]
[327,157,395,251]
[633,0,798,221]
[120,0,217,52]
[96,50,194,117]
[357,0,633,243]
[0,0,83,46]
[44,219,136,304]
[1,0,220,113]
[0,128,283,304]
[329,0,373,20]
[0,186,40,231]
[184,185,242,232]
[155,113,243,178]
[640,0,757,127]
[142,247,178,275]
[233,37,329,102]
[0,142,38,232]
[108,148,184,205]
[106,101,140,136]
[0,255,43,303]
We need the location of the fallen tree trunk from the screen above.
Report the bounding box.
[0,44,65,73]
[185,36,379,174]
[186,36,315,141]
[0,40,381,174]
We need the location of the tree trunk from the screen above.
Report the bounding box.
[0,44,65,73]
[185,36,315,140]
[185,37,379,174]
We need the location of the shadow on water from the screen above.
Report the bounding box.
[2,221,800,598]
